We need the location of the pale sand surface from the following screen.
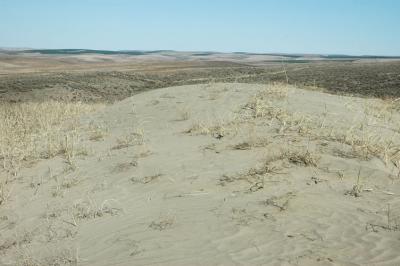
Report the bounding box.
[1,83,400,265]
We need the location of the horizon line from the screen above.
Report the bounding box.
[1,47,400,58]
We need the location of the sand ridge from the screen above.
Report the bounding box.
[1,83,400,265]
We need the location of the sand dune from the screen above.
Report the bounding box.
[1,83,400,265]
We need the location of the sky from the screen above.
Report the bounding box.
[0,0,399,55]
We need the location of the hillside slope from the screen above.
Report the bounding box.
[1,83,400,265]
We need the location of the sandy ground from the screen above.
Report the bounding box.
[1,83,400,265]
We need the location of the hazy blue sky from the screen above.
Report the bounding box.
[0,0,399,55]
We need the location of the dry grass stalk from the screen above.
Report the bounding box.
[176,106,191,121]
[281,150,319,167]
[185,120,234,139]
[345,168,363,197]
[0,101,103,175]
[0,101,103,206]
[112,130,144,150]
[149,216,175,231]
[72,198,122,220]
[0,180,12,206]
[88,123,109,141]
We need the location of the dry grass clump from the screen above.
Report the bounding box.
[42,130,89,162]
[0,101,103,207]
[218,171,264,191]
[149,216,175,231]
[282,150,319,167]
[242,87,400,168]
[112,160,138,173]
[263,192,296,212]
[258,84,290,100]
[219,168,265,189]
[318,128,376,159]
[276,113,313,134]
[0,231,33,257]
[112,129,144,150]
[345,168,364,197]
[241,87,311,134]
[0,182,12,206]
[320,126,400,165]
[243,97,286,120]
[185,120,234,139]
[345,133,385,160]
[131,173,162,184]
[0,101,103,177]
[240,85,289,120]
[187,86,293,140]
[88,122,109,141]
[364,98,400,122]
[51,172,83,197]
[15,246,79,266]
[219,152,287,190]
[232,137,270,150]
[72,198,122,220]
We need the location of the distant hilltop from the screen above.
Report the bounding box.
[1,48,400,61]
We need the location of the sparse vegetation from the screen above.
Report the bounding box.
[149,216,175,231]
[88,122,109,141]
[113,160,138,173]
[3,60,400,103]
[283,150,319,167]
[112,130,144,150]
[131,173,162,184]
[0,181,12,206]
[72,198,123,220]
[345,168,363,197]
[0,101,103,176]
[185,121,231,139]
[0,101,103,208]
[263,192,296,212]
